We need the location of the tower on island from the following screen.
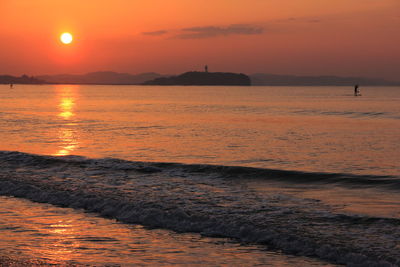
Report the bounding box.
[205,65,208,73]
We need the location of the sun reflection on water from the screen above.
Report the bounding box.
[58,86,76,119]
[59,97,75,119]
[54,86,80,156]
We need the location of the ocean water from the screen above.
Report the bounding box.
[0,84,399,266]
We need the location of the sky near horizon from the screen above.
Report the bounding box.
[0,0,399,80]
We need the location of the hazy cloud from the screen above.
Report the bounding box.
[308,19,321,23]
[142,30,168,36]
[278,17,322,23]
[174,24,264,39]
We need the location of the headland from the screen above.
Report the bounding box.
[143,71,252,86]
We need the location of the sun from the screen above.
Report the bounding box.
[60,32,73,44]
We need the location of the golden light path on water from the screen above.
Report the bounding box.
[54,85,79,156]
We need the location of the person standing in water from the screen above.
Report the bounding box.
[10,83,13,89]
[354,84,360,96]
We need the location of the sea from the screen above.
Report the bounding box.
[0,84,399,266]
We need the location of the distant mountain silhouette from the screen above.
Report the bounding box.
[2,71,398,86]
[143,71,251,86]
[0,75,44,84]
[250,73,399,86]
[37,71,163,85]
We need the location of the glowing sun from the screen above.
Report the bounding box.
[60,32,73,44]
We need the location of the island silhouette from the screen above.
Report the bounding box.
[0,75,44,84]
[143,71,251,86]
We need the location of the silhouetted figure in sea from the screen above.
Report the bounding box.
[354,84,360,96]
[10,83,13,89]
[205,65,208,73]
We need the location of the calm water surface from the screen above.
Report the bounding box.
[0,84,399,176]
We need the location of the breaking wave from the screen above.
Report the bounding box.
[0,150,399,266]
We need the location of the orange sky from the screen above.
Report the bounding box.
[1,0,399,80]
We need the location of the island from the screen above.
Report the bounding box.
[143,71,251,86]
[0,75,44,84]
